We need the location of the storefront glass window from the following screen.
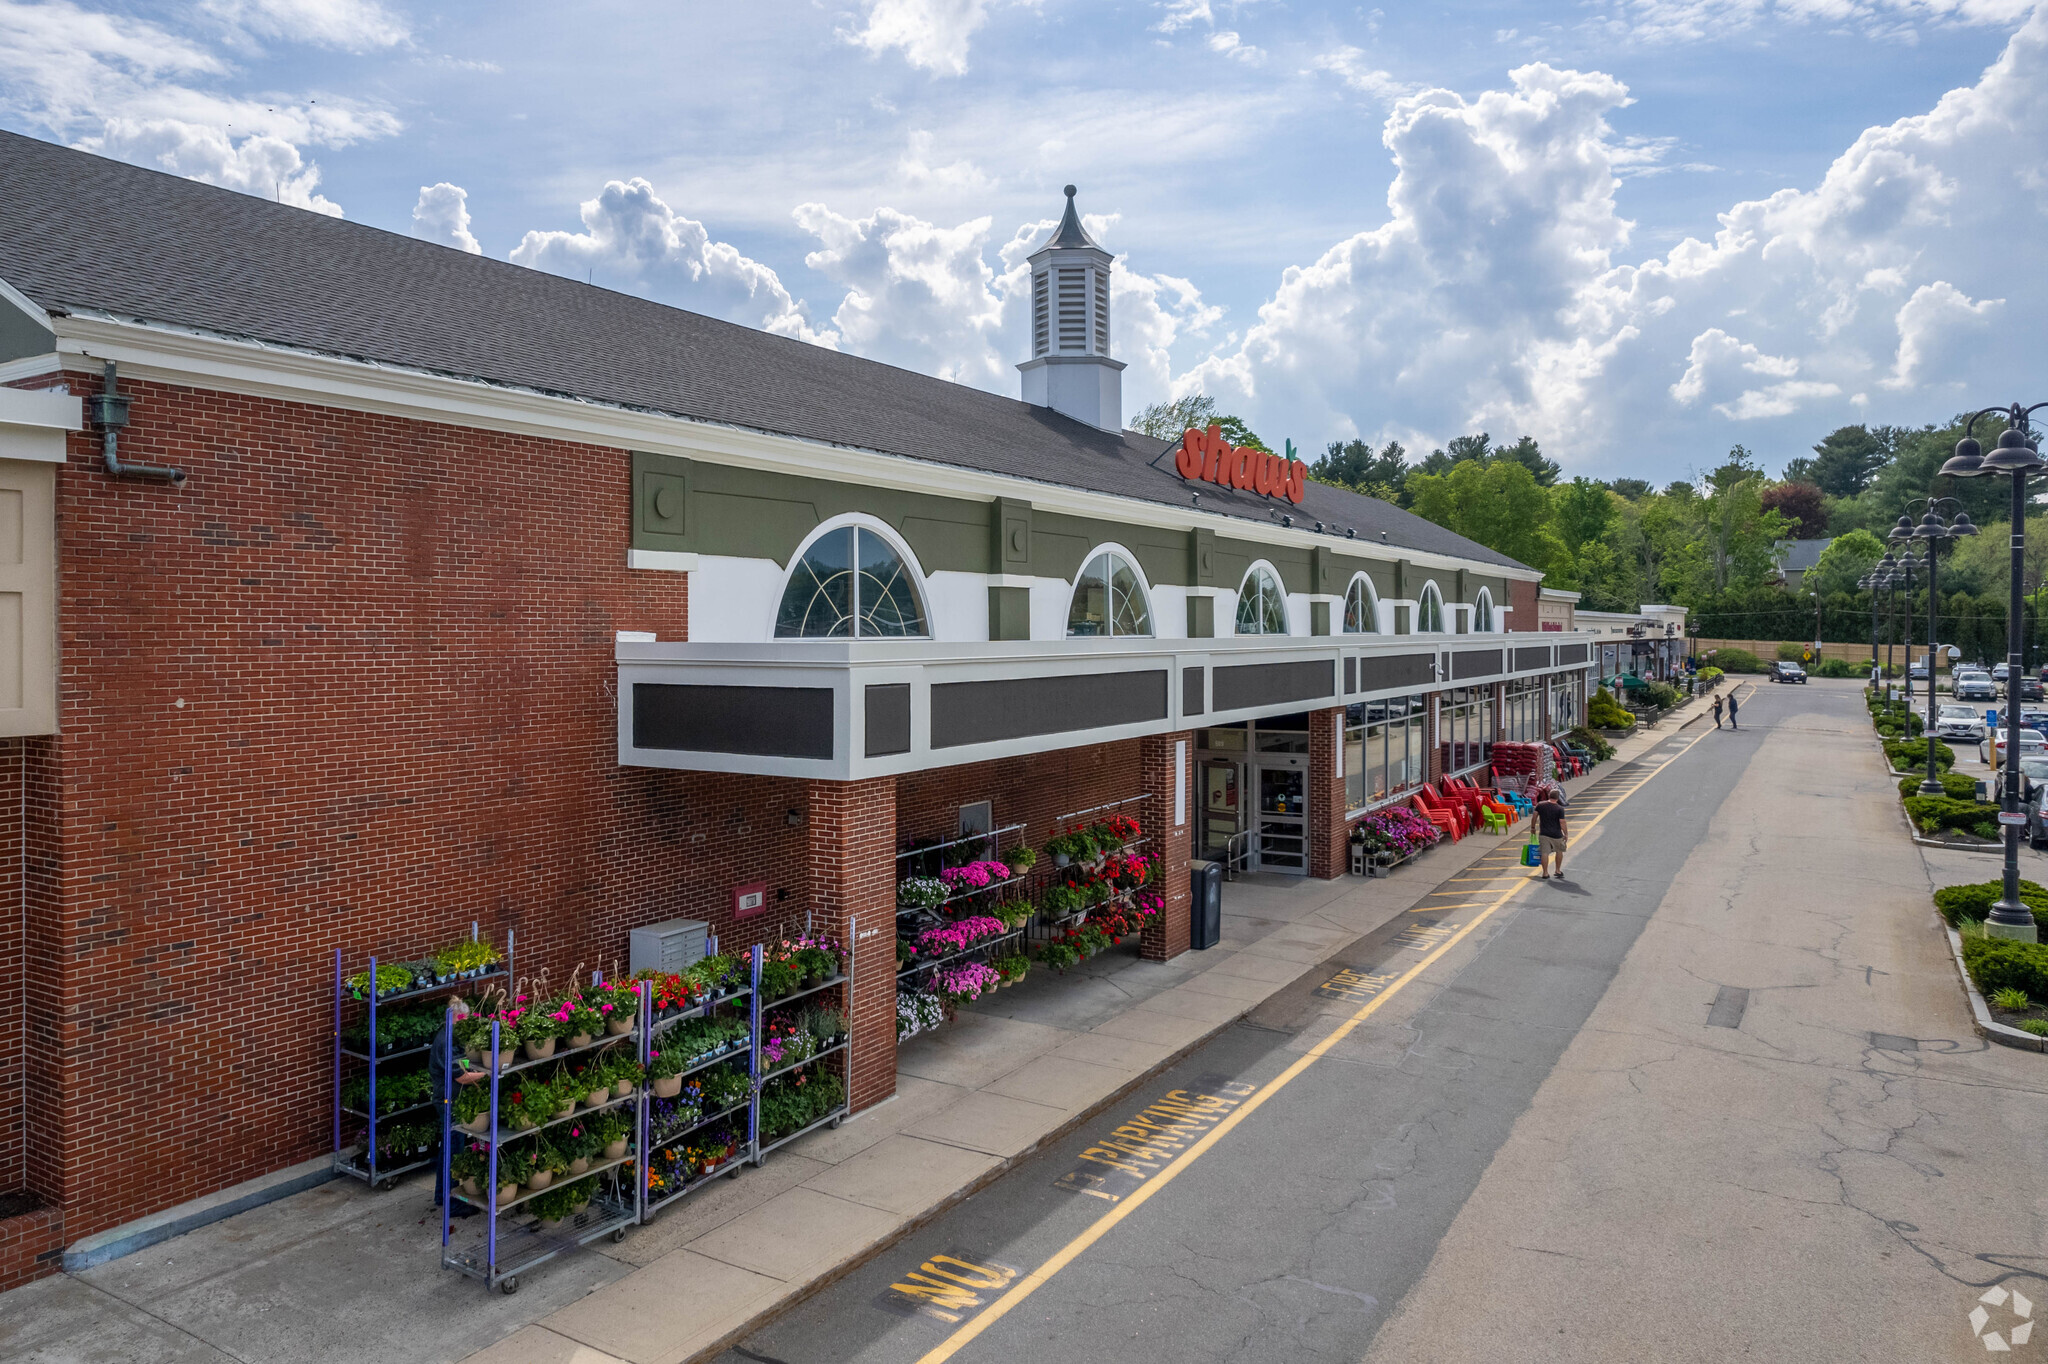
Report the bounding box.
[1343,576,1377,633]
[1343,694,1425,811]
[1474,590,1494,632]
[775,526,929,638]
[1504,676,1546,742]
[1441,686,1492,772]
[1235,567,1288,635]
[1066,550,1153,637]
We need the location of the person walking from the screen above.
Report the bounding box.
[431,998,485,1218]
[1727,689,1740,731]
[1712,694,1724,729]
[1534,790,1569,880]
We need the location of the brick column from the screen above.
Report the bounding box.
[1139,731,1193,961]
[806,776,897,1113]
[1307,706,1349,880]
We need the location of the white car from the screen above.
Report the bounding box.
[1954,670,1997,701]
[1985,728,2048,766]
[1936,705,1986,741]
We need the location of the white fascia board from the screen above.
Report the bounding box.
[627,549,699,572]
[0,385,82,434]
[50,312,1537,582]
[0,353,63,386]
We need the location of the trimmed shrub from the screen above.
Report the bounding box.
[1884,737,1952,770]
[1641,680,1681,709]
[1933,880,2048,931]
[1898,772,1979,801]
[1697,666,1723,686]
[1776,642,1808,661]
[1902,794,1999,834]
[1816,658,1858,678]
[1588,696,1635,731]
[1962,935,2048,1003]
[1568,727,1616,762]
[1715,649,1767,674]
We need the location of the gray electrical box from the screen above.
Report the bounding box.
[629,917,709,976]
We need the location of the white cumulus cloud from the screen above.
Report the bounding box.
[412,182,481,253]
[846,0,993,75]
[510,178,831,343]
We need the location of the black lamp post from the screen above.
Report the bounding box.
[1884,549,1924,700]
[1889,500,1978,796]
[1858,571,1881,690]
[1940,402,2047,943]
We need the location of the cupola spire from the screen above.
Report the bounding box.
[1017,184,1124,431]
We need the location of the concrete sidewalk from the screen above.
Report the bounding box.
[0,731,1665,1364]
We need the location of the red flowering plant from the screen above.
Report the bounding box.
[1103,813,1140,846]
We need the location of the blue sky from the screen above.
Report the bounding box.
[3,0,2043,484]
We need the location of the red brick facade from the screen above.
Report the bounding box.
[1307,708,1348,880]
[1137,731,1192,959]
[0,371,893,1268]
[1508,578,1540,631]
[804,778,897,1112]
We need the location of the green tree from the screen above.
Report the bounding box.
[1494,434,1561,487]
[1309,438,1408,500]
[1213,415,1270,452]
[1806,528,1886,596]
[1760,481,1826,538]
[1805,424,1891,498]
[1609,478,1652,501]
[1132,394,1218,440]
[1552,477,1616,554]
[1404,459,1567,572]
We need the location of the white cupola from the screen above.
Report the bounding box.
[1017,185,1125,432]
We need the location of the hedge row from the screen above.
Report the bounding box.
[1962,935,2048,1003]
[1933,880,2048,933]
[1898,772,1979,802]
[1902,795,1999,836]
[1884,737,1953,771]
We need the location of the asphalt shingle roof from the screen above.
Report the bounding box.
[0,130,1525,572]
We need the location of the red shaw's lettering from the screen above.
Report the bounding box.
[1176,426,1307,505]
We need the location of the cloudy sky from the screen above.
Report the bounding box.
[2,0,2043,483]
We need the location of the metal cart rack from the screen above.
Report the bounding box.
[755,918,855,1160]
[438,980,643,1295]
[640,945,762,1219]
[332,930,511,1188]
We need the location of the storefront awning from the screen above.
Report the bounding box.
[617,630,1604,780]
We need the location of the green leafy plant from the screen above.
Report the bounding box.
[1712,648,1767,674]
[1902,794,2001,835]
[1006,847,1037,873]
[1962,934,2048,1003]
[1932,880,2048,933]
[698,1063,754,1112]
[495,1142,534,1186]
[588,1109,632,1147]
[344,964,414,1000]
[1587,691,1635,730]
[1898,772,1979,801]
[2022,1019,2048,1037]
[1990,986,2032,1011]
[798,1006,846,1047]
[1815,658,1858,678]
[1040,884,1086,917]
[760,959,800,1000]
[433,940,502,976]
[1884,737,1952,771]
[452,1079,492,1127]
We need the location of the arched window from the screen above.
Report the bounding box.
[1067,549,1153,637]
[1343,575,1379,634]
[1474,588,1495,633]
[1235,565,1289,635]
[1417,582,1444,634]
[774,524,929,638]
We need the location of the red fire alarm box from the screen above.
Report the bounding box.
[732,881,767,920]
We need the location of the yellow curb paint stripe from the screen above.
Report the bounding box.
[910,727,1711,1364]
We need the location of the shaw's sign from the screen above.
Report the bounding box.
[1174,425,1309,505]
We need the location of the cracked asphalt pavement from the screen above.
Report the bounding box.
[719,680,2048,1364]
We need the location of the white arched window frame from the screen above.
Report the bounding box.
[1474,587,1495,633]
[1417,581,1445,634]
[1234,562,1290,636]
[1342,573,1381,634]
[773,514,932,639]
[1066,544,1155,638]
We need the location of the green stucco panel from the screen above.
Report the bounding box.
[989,585,1031,640]
[1187,595,1214,638]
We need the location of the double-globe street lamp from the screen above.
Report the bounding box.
[1875,549,1925,700]
[1889,500,1978,796]
[1940,401,2048,943]
[1858,570,1885,691]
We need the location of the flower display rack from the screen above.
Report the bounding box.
[438,978,646,1295]
[753,918,855,1163]
[332,931,512,1189]
[640,945,762,1220]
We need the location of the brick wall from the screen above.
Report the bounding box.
[1306,709,1348,880]
[1507,579,1540,630]
[894,741,1147,854]
[807,778,897,1111]
[16,371,842,1254]
[0,1203,62,1292]
[1136,731,1192,959]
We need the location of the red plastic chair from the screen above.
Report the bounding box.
[1411,795,1461,841]
[1416,786,1469,838]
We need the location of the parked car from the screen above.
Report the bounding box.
[1770,661,1807,684]
[2022,676,2047,703]
[1936,705,1987,741]
[1955,670,1997,701]
[2030,782,2048,849]
[2018,754,2048,803]
[1910,658,1931,682]
[1995,663,2011,683]
[1985,728,2048,766]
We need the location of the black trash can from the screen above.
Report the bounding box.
[1189,859,1223,950]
